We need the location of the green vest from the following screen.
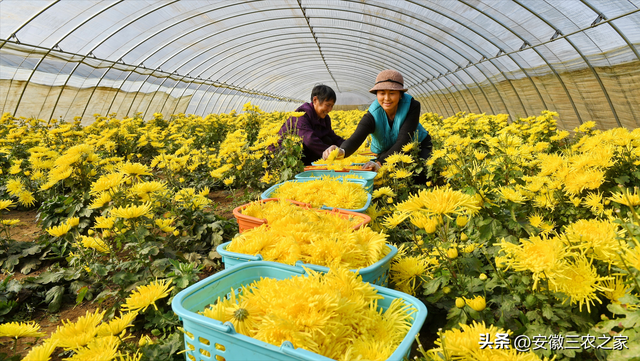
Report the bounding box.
[368,93,428,154]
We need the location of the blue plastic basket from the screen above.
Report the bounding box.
[294,170,376,193]
[172,261,428,361]
[216,242,398,286]
[260,179,372,213]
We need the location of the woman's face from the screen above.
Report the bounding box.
[312,96,335,119]
[376,90,401,113]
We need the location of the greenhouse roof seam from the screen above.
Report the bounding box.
[297,0,341,93]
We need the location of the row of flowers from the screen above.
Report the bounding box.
[1,106,639,360]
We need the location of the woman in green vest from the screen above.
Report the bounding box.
[322,69,432,174]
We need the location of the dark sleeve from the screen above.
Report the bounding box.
[326,117,345,145]
[295,116,335,156]
[340,112,376,158]
[377,99,421,163]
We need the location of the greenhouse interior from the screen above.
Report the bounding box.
[1,1,639,361]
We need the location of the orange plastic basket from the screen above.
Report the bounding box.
[233,198,371,233]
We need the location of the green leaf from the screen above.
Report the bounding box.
[20,259,41,275]
[6,280,22,294]
[614,175,630,184]
[46,285,65,312]
[35,270,65,284]
[21,244,43,256]
[422,279,441,296]
[541,303,554,319]
[2,256,19,272]
[76,286,89,305]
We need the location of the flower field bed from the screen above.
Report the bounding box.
[1,106,639,360]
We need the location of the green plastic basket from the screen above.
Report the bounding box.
[172,261,428,361]
[294,170,376,193]
[216,242,398,286]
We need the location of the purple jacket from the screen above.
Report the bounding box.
[277,102,344,163]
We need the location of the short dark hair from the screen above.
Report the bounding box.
[310,84,336,103]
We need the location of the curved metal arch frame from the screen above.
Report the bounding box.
[214,50,448,117]
[110,8,315,118]
[513,0,621,126]
[46,1,181,121]
[402,0,539,118]
[90,2,295,119]
[329,0,521,116]
[155,31,318,117]
[166,10,492,118]
[456,0,584,127]
[139,4,514,118]
[5,1,638,123]
[145,11,460,117]
[215,61,380,113]
[580,0,640,125]
[8,0,124,117]
[0,0,61,109]
[172,25,453,117]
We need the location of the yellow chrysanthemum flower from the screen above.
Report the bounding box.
[91,173,124,193]
[372,187,395,199]
[602,276,631,304]
[1,219,20,225]
[609,188,640,207]
[111,202,153,219]
[550,255,611,312]
[392,169,413,179]
[22,339,59,361]
[121,279,174,313]
[464,295,486,311]
[64,335,120,361]
[0,199,15,211]
[496,187,527,204]
[96,312,138,337]
[50,309,105,349]
[0,321,46,339]
[89,192,112,209]
[563,219,625,265]
[46,223,72,237]
[396,186,480,218]
[390,253,432,296]
[80,236,110,253]
[66,217,80,227]
[94,216,116,229]
[119,162,151,176]
[496,235,567,290]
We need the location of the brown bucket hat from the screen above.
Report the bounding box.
[369,69,408,94]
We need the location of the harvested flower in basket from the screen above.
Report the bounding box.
[241,199,363,229]
[226,216,389,268]
[201,267,416,361]
[271,178,368,210]
[314,149,373,167]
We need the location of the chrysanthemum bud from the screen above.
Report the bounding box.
[455,298,465,308]
[479,273,487,281]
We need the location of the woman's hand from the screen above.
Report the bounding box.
[363,161,382,172]
[322,145,344,160]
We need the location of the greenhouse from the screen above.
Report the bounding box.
[0,1,639,360]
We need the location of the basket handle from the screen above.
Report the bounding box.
[295,260,330,273]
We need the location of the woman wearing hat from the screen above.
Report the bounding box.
[322,69,432,172]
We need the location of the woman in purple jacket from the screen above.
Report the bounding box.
[277,85,345,165]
